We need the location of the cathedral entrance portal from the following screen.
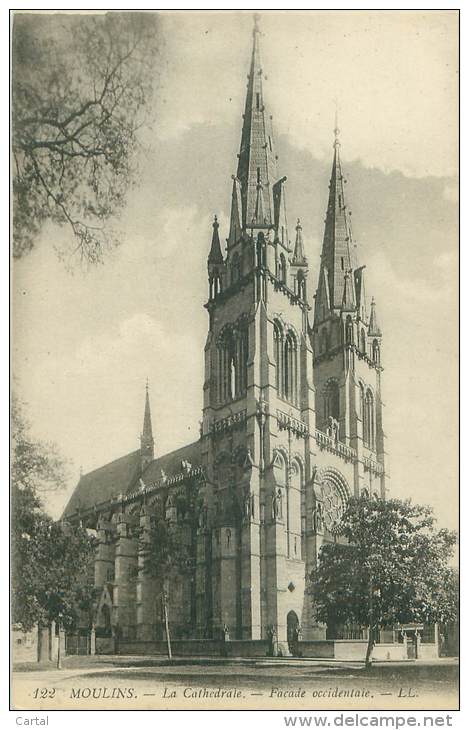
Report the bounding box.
[287,610,300,656]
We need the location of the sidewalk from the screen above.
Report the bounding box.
[13,653,459,675]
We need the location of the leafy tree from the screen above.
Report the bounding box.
[139,486,199,657]
[11,394,97,648]
[311,496,458,667]
[11,393,68,495]
[12,11,159,264]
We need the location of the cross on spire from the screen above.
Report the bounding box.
[333,99,340,146]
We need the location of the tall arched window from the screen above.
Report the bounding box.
[237,323,249,395]
[345,315,354,345]
[217,328,235,403]
[256,233,266,268]
[297,270,306,300]
[323,380,340,423]
[274,321,282,393]
[363,388,375,449]
[273,322,298,405]
[359,382,365,424]
[218,323,248,403]
[372,339,380,365]
[279,253,287,284]
[209,273,222,299]
[283,331,298,404]
[360,328,366,354]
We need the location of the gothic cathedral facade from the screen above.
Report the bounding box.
[64,20,386,648]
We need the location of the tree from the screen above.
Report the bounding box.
[311,496,458,668]
[11,394,97,662]
[139,485,199,658]
[12,12,159,264]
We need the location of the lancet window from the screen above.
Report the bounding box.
[361,386,375,450]
[345,315,354,345]
[209,272,222,299]
[360,328,367,354]
[256,233,266,268]
[273,320,298,405]
[296,270,306,300]
[323,379,340,423]
[278,253,287,284]
[217,321,249,403]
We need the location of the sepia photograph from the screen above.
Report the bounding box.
[10,9,459,713]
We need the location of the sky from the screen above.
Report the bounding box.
[12,11,458,529]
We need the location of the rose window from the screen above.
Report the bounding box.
[321,478,345,532]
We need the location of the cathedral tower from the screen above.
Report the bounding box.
[311,124,386,501]
[200,17,316,646]
[64,17,390,652]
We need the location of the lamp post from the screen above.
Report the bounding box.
[162,589,172,660]
[56,613,63,670]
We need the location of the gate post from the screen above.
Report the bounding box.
[90,625,96,655]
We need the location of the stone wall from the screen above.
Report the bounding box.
[373,643,406,661]
[118,640,222,656]
[297,640,334,658]
[12,626,38,663]
[96,636,116,655]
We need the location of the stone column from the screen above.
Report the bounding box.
[264,488,288,649]
[241,509,262,639]
[113,512,138,639]
[218,525,238,637]
[195,525,212,638]
[94,518,115,588]
[136,504,158,640]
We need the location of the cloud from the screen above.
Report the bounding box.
[443,183,459,204]
[12,15,458,528]
[154,12,458,178]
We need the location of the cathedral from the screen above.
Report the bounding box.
[64,19,387,653]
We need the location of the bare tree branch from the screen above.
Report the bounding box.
[12,12,160,265]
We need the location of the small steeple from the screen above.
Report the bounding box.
[140,380,154,469]
[292,219,307,265]
[341,270,356,311]
[368,297,382,337]
[208,215,224,264]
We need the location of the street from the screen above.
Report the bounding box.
[12,656,459,711]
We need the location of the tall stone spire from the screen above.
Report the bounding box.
[140,380,154,469]
[236,14,278,229]
[316,123,356,317]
